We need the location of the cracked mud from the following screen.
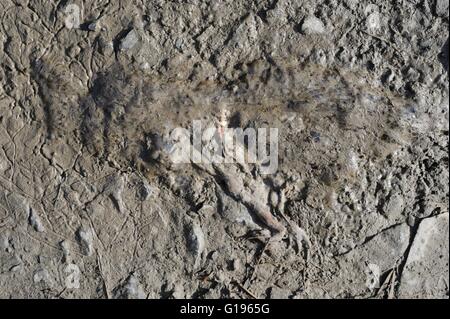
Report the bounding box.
[0,0,448,299]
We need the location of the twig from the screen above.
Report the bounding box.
[232,280,258,299]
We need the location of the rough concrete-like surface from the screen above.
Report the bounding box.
[0,0,448,299]
[398,213,449,298]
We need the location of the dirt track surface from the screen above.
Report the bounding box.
[0,0,448,299]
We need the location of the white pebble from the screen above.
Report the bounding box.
[301,16,325,34]
[366,12,381,30]
[29,208,45,232]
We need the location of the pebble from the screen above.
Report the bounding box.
[269,191,279,208]
[187,222,205,258]
[301,16,325,34]
[407,215,416,227]
[0,232,10,251]
[76,227,94,256]
[87,21,99,31]
[28,208,45,232]
[114,275,146,299]
[119,29,139,50]
[60,240,71,262]
[103,174,126,213]
[187,221,206,269]
[366,11,381,30]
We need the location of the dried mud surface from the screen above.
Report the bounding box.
[0,0,448,299]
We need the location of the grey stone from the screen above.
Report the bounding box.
[76,227,94,256]
[398,214,449,298]
[119,29,139,50]
[28,208,45,232]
